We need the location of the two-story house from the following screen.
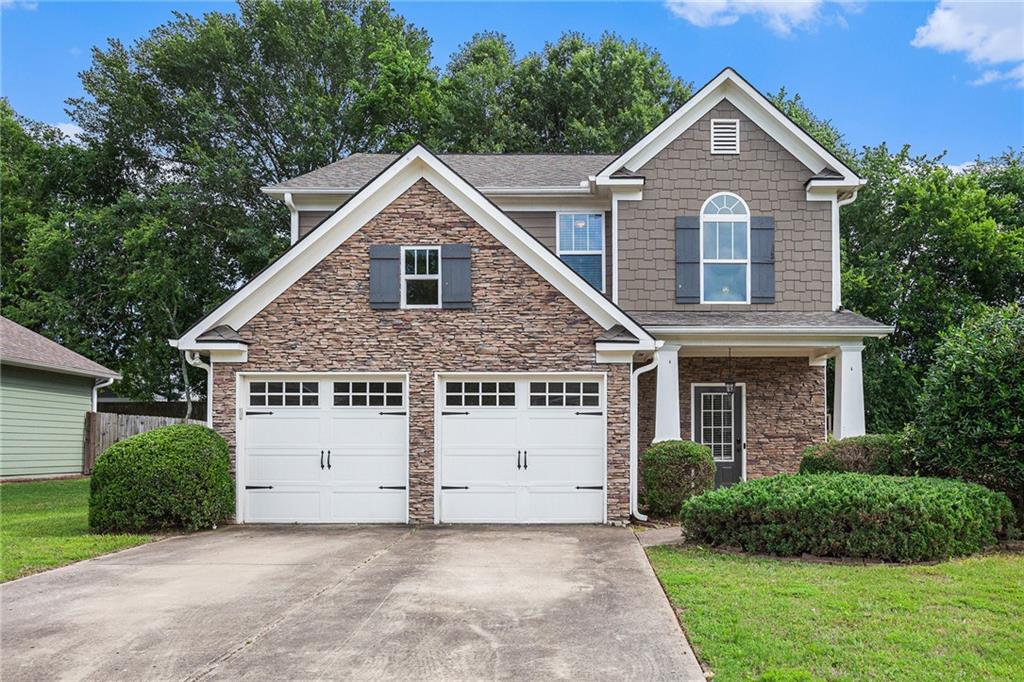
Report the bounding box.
[173,68,892,525]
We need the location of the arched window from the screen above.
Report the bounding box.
[700,192,750,303]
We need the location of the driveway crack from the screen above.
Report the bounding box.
[183,528,415,681]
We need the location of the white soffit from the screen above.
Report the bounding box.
[176,146,653,348]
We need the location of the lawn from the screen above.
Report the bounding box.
[1,478,152,582]
[648,545,1024,682]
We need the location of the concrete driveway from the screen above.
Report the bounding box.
[1,525,703,681]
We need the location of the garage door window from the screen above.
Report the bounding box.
[334,381,404,407]
[250,381,319,407]
[529,381,600,407]
[445,381,515,407]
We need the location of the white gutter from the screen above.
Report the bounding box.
[629,344,663,522]
[92,377,116,411]
[185,351,213,427]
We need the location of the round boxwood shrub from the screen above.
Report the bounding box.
[90,424,234,532]
[907,304,1024,515]
[642,440,715,517]
[799,434,910,475]
[679,473,1015,562]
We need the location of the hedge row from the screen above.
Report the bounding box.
[798,434,911,475]
[680,473,1015,563]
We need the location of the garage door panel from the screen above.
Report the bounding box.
[246,416,321,445]
[523,489,604,523]
[441,488,518,523]
[246,489,321,523]
[328,451,406,483]
[326,413,406,447]
[247,451,323,484]
[522,413,604,447]
[442,450,518,485]
[522,452,604,485]
[328,489,405,523]
[441,415,517,446]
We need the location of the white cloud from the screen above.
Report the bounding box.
[946,161,976,174]
[1,0,39,10]
[912,1,1024,87]
[664,0,853,36]
[54,123,84,142]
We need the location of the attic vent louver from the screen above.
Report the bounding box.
[711,119,740,154]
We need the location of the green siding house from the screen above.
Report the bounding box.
[1,317,120,479]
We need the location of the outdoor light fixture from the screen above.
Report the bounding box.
[725,347,736,396]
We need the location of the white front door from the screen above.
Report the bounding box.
[439,376,605,523]
[243,376,407,523]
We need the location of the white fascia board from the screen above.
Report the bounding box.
[598,68,861,184]
[0,358,121,381]
[645,327,894,346]
[264,185,594,200]
[595,340,656,353]
[177,146,652,347]
[590,175,644,188]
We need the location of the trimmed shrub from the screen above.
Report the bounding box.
[680,474,1015,562]
[799,434,911,475]
[642,440,715,517]
[90,424,234,532]
[908,304,1024,515]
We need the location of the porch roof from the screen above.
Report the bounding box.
[636,310,892,336]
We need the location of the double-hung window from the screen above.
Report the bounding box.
[557,212,604,292]
[401,246,440,308]
[701,193,750,303]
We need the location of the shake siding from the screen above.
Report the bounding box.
[0,365,92,477]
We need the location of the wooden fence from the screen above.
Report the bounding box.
[82,412,204,475]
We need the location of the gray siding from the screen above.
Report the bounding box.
[0,365,93,478]
[297,210,335,240]
[617,100,833,312]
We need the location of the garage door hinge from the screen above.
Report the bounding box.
[441,411,470,416]
[378,485,407,490]
[245,485,274,490]
[574,411,603,416]
[575,485,604,490]
[379,411,407,416]
[442,485,469,490]
[245,410,274,416]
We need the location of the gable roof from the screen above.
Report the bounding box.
[265,153,618,195]
[596,67,863,188]
[176,145,654,350]
[1,317,120,380]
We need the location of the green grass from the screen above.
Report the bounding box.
[1,478,152,582]
[648,545,1024,682]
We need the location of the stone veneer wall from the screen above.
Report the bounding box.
[617,100,833,313]
[213,179,631,523]
[637,357,826,480]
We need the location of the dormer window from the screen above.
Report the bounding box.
[701,193,749,303]
[557,212,604,291]
[711,119,740,154]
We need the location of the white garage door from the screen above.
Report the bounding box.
[439,376,606,523]
[242,376,407,523]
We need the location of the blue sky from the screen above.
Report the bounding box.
[2,1,1022,166]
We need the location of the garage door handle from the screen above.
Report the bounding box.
[575,411,602,416]
[442,411,470,416]
[523,450,527,469]
[442,485,469,490]
[320,450,324,470]
[327,450,331,470]
[576,485,603,490]
[246,410,274,415]
[245,485,274,490]
[379,485,407,490]
[517,451,521,470]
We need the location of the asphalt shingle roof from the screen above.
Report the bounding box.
[196,325,249,344]
[1,316,120,379]
[632,310,890,329]
[267,153,619,191]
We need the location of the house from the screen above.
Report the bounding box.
[0,317,120,479]
[172,68,892,524]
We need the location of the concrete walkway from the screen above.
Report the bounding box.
[1,525,703,681]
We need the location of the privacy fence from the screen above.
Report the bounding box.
[82,412,204,474]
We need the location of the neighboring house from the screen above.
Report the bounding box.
[173,68,892,525]
[0,317,120,479]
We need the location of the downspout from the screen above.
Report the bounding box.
[283,192,299,244]
[630,343,663,522]
[185,351,213,428]
[92,377,115,412]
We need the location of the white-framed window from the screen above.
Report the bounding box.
[333,381,404,407]
[401,246,441,308]
[556,212,604,292]
[249,381,319,407]
[444,381,516,407]
[711,119,740,154]
[700,192,750,303]
[529,381,601,407]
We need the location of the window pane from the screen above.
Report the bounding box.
[387,382,403,393]
[268,382,282,393]
[406,279,439,306]
[718,222,732,259]
[405,250,416,275]
[733,222,748,259]
[703,222,718,259]
[588,214,604,251]
[558,214,574,250]
[427,248,439,275]
[250,395,266,406]
[704,264,747,302]
[561,254,603,290]
[285,382,299,392]
[251,382,266,393]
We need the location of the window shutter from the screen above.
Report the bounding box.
[369,245,400,310]
[675,216,700,304]
[441,243,472,309]
[750,216,776,304]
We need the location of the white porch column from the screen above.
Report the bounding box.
[833,344,866,438]
[653,343,682,442]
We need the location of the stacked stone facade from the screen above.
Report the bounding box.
[212,179,631,523]
[638,356,826,480]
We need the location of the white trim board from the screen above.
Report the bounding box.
[597,68,862,187]
[174,146,653,350]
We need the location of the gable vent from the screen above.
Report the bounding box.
[711,119,740,154]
